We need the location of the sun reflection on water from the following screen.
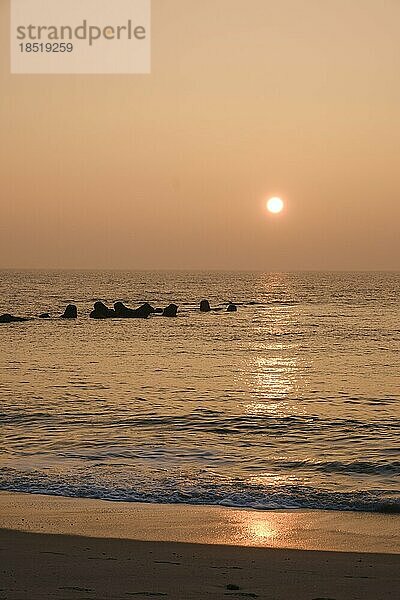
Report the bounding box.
[253,356,299,397]
[241,353,306,420]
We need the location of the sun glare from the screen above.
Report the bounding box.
[266,197,284,214]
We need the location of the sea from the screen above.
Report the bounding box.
[1,270,399,513]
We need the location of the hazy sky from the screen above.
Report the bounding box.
[1,0,400,270]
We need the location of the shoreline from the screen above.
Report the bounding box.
[1,492,399,600]
[1,491,399,554]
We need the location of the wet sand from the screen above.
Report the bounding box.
[0,492,399,599]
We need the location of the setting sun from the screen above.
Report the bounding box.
[267,197,284,214]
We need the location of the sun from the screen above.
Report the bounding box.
[266,197,284,214]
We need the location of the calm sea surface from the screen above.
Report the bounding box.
[1,271,399,512]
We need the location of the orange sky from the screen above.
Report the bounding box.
[1,0,399,270]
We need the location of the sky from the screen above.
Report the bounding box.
[1,0,400,270]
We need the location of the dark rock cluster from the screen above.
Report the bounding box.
[200,300,237,313]
[1,299,238,324]
[90,301,154,319]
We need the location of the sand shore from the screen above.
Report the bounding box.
[0,492,399,599]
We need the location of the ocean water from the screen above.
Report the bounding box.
[1,270,399,513]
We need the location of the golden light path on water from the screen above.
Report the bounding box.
[240,347,308,490]
[233,272,312,492]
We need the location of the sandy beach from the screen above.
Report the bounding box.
[0,493,399,599]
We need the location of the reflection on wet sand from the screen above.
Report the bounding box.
[1,493,398,554]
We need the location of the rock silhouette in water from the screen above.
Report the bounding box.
[114,302,135,318]
[141,303,156,315]
[0,313,29,323]
[90,302,115,319]
[39,313,50,319]
[61,305,77,319]
[200,299,211,312]
[163,304,178,317]
[114,302,152,319]
[134,303,154,318]
[227,303,237,312]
